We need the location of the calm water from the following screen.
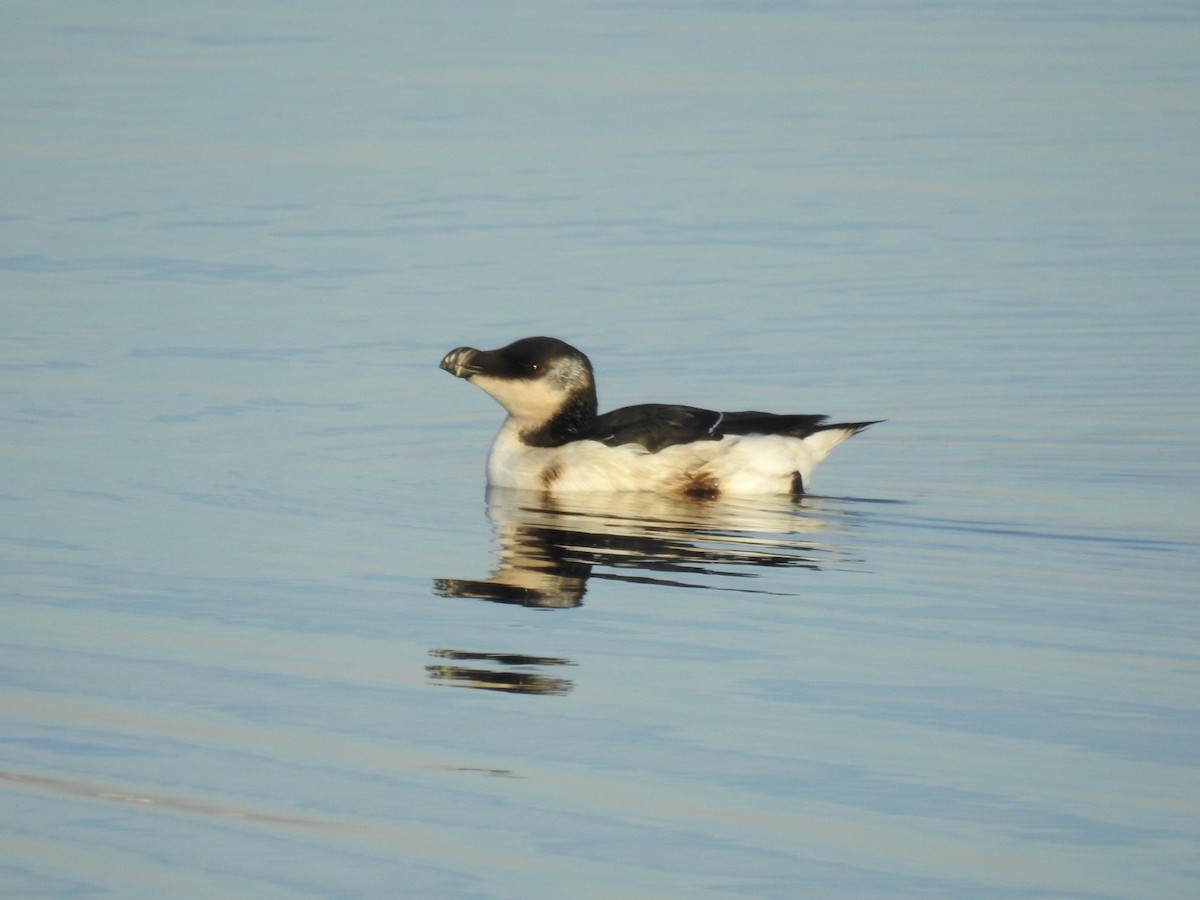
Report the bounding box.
[4,2,1199,897]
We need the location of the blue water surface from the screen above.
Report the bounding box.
[3,2,1198,897]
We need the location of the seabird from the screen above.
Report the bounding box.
[440,336,878,497]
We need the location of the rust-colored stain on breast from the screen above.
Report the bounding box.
[682,470,720,499]
[539,463,563,490]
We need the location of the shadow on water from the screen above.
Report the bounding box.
[429,488,884,694]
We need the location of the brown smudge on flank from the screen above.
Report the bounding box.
[539,463,563,490]
[682,471,720,499]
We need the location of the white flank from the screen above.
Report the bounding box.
[486,419,858,496]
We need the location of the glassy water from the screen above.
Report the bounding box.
[3,2,1198,897]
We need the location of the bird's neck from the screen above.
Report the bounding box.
[520,388,598,447]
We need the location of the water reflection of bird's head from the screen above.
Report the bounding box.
[434,487,858,608]
[426,649,575,695]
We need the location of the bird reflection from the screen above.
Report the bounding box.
[426,649,574,695]
[430,489,868,696]
[434,487,858,609]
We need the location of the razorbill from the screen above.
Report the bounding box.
[440,336,879,497]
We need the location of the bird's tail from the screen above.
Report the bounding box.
[803,420,882,462]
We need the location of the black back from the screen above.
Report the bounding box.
[584,404,833,453]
